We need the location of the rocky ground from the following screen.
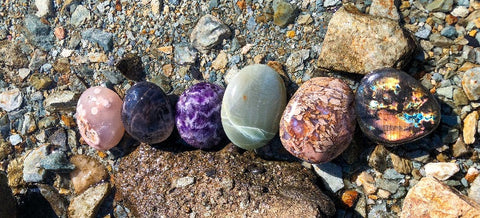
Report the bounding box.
[1,0,480,217]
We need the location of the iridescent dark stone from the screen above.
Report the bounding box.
[121,81,174,144]
[355,68,441,145]
[176,82,225,149]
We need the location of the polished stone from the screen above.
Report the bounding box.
[280,77,356,163]
[122,81,174,144]
[355,68,441,144]
[221,64,286,150]
[176,82,225,149]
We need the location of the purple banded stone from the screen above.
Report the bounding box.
[122,81,174,144]
[176,82,226,149]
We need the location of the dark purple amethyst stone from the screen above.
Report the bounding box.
[176,82,226,149]
[122,81,174,144]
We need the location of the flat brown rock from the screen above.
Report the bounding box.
[402,177,480,217]
[115,143,335,217]
[317,5,415,74]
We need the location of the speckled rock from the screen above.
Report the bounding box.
[76,86,124,150]
[68,182,110,218]
[176,82,225,149]
[317,5,415,74]
[424,162,460,181]
[70,155,108,194]
[402,177,480,217]
[279,77,356,163]
[221,64,286,150]
[122,81,175,144]
[273,0,296,27]
[462,67,480,100]
[115,143,335,217]
[190,14,231,53]
[369,0,400,20]
[38,184,68,217]
[355,68,441,144]
[463,111,478,144]
[23,145,48,183]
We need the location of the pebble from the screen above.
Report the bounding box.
[0,172,16,218]
[415,24,432,39]
[7,156,25,194]
[44,91,77,112]
[369,0,400,20]
[425,0,454,12]
[313,162,344,193]
[451,6,469,18]
[424,162,460,181]
[273,0,296,27]
[71,5,90,26]
[81,28,114,52]
[9,134,22,146]
[466,167,480,183]
[463,111,478,144]
[174,44,197,65]
[0,88,23,112]
[390,152,414,174]
[190,14,231,53]
[323,0,340,7]
[20,112,37,135]
[440,26,457,38]
[355,68,441,144]
[176,82,225,149]
[452,137,470,157]
[368,144,388,171]
[70,155,108,194]
[23,145,48,183]
[280,77,355,163]
[403,177,480,217]
[297,13,312,25]
[383,168,405,180]
[211,51,228,70]
[151,0,161,14]
[68,182,110,218]
[40,151,75,173]
[376,178,400,193]
[30,73,53,90]
[462,67,480,100]
[24,15,54,51]
[35,0,53,17]
[317,5,415,74]
[174,176,195,188]
[37,184,68,217]
[341,190,359,208]
[356,171,377,195]
[18,68,30,80]
[221,64,286,150]
[470,176,480,203]
[285,49,310,72]
[437,86,454,98]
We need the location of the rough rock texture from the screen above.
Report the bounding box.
[369,0,400,20]
[190,14,231,53]
[317,5,415,74]
[462,67,480,100]
[424,162,460,181]
[463,111,478,144]
[115,143,335,217]
[280,77,356,163]
[68,182,110,218]
[70,155,109,194]
[402,177,480,217]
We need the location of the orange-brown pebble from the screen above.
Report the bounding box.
[54,26,65,40]
[61,114,75,128]
[465,167,480,183]
[286,30,295,38]
[341,190,359,208]
[236,0,246,10]
[445,14,458,25]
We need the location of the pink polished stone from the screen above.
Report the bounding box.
[76,86,124,150]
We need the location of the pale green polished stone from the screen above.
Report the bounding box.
[221,64,287,150]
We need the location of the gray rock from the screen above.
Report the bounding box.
[9,134,22,146]
[454,88,469,106]
[462,67,480,100]
[323,0,340,7]
[29,49,47,70]
[0,88,23,112]
[174,44,197,65]
[383,168,405,180]
[103,71,125,84]
[70,5,90,26]
[429,33,454,47]
[440,25,457,38]
[286,49,310,72]
[0,171,16,218]
[376,178,400,193]
[48,129,67,149]
[369,0,400,20]
[313,162,344,193]
[436,86,454,99]
[415,24,432,39]
[190,14,231,53]
[168,0,180,5]
[44,90,78,112]
[38,184,68,217]
[24,15,54,51]
[20,112,37,135]
[273,0,297,27]
[40,151,75,173]
[23,145,48,183]
[317,5,415,74]
[81,28,114,52]
[68,182,111,218]
[426,0,454,12]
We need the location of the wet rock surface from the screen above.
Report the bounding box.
[116,143,335,217]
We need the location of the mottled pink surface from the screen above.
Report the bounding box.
[76,86,124,150]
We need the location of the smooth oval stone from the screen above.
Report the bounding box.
[122,81,174,144]
[176,82,225,149]
[76,86,124,150]
[279,77,356,163]
[221,64,287,150]
[355,68,441,144]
